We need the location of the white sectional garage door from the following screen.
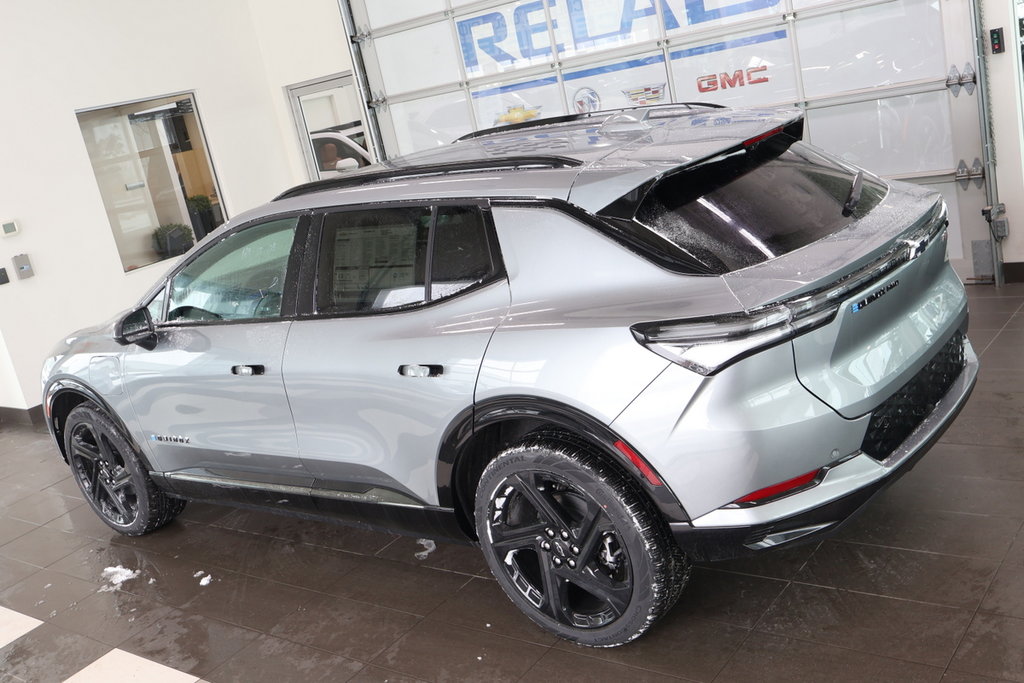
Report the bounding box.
[343,0,990,280]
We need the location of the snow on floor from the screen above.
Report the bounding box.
[414,539,436,560]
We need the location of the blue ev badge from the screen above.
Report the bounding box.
[851,280,900,313]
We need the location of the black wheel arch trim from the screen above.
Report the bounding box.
[436,395,691,529]
[44,377,157,476]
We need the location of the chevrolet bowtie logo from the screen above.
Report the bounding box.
[903,236,927,261]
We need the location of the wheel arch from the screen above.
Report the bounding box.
[437,395,690,540]
[44,378,155,473]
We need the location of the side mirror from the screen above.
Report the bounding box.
[335,158,360,172]
[114,307,157,350]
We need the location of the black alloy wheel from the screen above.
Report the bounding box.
[476,434,688,647]
[63,404,185,535]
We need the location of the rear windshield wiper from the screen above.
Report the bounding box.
[842,170,864,217]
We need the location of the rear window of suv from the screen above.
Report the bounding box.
[630,135,887,275]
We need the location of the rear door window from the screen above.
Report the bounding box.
[316,205,497,314]
[631,137,888,274]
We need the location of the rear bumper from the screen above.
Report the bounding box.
[670,337,978,562]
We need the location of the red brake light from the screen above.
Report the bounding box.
[614,440,663,487]
[743,126,783,147]
[734,468,821,504]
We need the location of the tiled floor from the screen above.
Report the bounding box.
[1,283,1023,682]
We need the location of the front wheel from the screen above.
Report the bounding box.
[64,404,185,536]
[475,435,688,647]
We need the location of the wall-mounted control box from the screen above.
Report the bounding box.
[1,220,18,237]
[991,27,1005,53]
[12,254,33,279]
[0,268,8,285]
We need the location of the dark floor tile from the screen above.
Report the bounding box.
[964,297,1024,314]
[1,492,82,526]
[671,567,787,629]
[43,506,119,541]
[120,611,259,678]
[833,503,1021,560]
[165,525,276,574]
[428,576,559,646]
[559,611,747,681]
[958,391,1024,423]
[975,368,1024,395]
[48,587,181,647]
[108,518,199,556]
[966,310,1016,331]
[795,540,998,608]
[1003,312,1024,330]
[0,517,35,547]
[914,443,1024,482]
[0,525,91,567]
[1006,530,1024,568]
[348,666,427,683]
[205,633,363,683]
[699,542,818,581]
[0,556,39,592]
[949,613,1024,682]
[521,648,685,682]
[0,622,111,683]
[213,509,398,555]
[980,563,1024,619]
[376,535,490,576]
[114,552,222,608]
[323,556,469,615]
[47,543,167,587]
[176,501,233,525]
[940,412,1024,448]
[966,329,997,355]
[374,620,547,683]
[716,632,942,683]
[0,467,70,495]
[233,537,362,593]
[42,476,84,500]
[966,283,1024,298]
[0,568,97,620]
[757,583,972,667]
[271,594,419,661]
[941,671,1012,682]
[880,472,1024,518]
[181,571,318,632]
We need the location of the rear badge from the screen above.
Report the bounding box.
[851,279,899,313]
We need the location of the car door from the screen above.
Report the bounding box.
[123,214,314,497]
[282,203,510,508]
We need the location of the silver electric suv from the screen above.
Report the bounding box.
[43,104,978,647]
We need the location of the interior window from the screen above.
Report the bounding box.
[166,217,298,322]
[146,286,167,322]
[317,205,495,314]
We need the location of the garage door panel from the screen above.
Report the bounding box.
[797,0,946,98]
[668,27,797,107]
[806,91,954,177]
[550,0,662,59]
[388,91,474,155]
[472,75,567,130]
[661,0,784,36]
[376,22,464,95]
[562,52,670,112]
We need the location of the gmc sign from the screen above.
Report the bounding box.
[697,65,769,92]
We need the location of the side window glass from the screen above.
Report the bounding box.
[166,217,298,322]
[318,207,430,314]
[146,286,167,322]
[431,206,493,300]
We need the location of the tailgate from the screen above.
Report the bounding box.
[724,185,967,418]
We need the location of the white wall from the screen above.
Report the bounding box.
[983,0,1024,266]
[0,0,351,410]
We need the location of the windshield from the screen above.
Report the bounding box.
[630,136,887,274]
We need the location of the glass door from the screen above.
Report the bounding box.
[289,74,375,181]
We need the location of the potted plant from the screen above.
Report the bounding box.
[152,223,194,259]
[186,194,215,240]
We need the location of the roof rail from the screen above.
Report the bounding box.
[273,155,582,201]
[454,102,727,142]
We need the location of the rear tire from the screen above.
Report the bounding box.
[475,434,688,647]
[64,404,185,536]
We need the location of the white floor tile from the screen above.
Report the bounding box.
[0,605,42,648]
[63,648,199,683]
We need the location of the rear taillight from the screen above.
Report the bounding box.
[631,205,948,375]
[733,468,822,506]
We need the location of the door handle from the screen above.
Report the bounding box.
[398,364,443,378]
[231,364,266,376]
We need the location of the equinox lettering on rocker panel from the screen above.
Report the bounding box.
[150,434,191,444]
[852,280,900,313]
